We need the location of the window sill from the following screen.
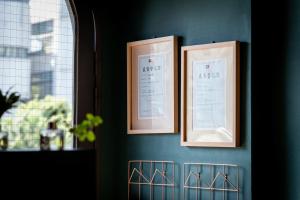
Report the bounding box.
[0,148,95,153]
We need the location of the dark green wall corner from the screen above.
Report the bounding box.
[252,0,300,199]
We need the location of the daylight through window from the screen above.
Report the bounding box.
[0,0,75,149]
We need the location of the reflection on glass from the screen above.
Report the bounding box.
[0,0,74,150]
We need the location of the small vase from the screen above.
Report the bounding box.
[0,124,8,150]
[40,122,64,151]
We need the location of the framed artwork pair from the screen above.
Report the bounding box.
[127,36,240,147]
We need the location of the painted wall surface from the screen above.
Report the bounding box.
[284,1,300,198]
[97,0,251,199]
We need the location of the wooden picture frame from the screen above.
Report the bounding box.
[127,36,178,134]
[181,41,240,147]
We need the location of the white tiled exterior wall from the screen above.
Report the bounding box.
[0,0,31,99]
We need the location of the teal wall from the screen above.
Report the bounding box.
[285,1,300,198]
[97,0,251,199]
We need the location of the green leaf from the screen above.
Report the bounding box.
[0,88,21,117]
[94,116,103,125]
[86,113,94,120]
[82,120,91,127]
[87,131,96,142]
[78,135,85,142]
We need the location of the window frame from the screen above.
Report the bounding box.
[69,0,99,150]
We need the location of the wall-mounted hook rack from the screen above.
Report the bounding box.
[128,160,176,200]
[183,163,240,200]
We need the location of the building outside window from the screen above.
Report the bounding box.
[0,0,75,149]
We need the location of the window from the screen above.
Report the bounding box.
[0,46,28,58]
[31,20,54,35]
[31,71,53,98]
[0,0,75,150]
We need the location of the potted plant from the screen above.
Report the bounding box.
[39,111,103,150]
[0,88,20,150]
[70,113,103,143]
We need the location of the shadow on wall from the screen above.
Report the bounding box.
[252,0,289,199]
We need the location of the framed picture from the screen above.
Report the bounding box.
[181,41,240,147]
[127,36,178,134]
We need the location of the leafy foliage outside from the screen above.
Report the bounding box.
[0,96,73,149]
